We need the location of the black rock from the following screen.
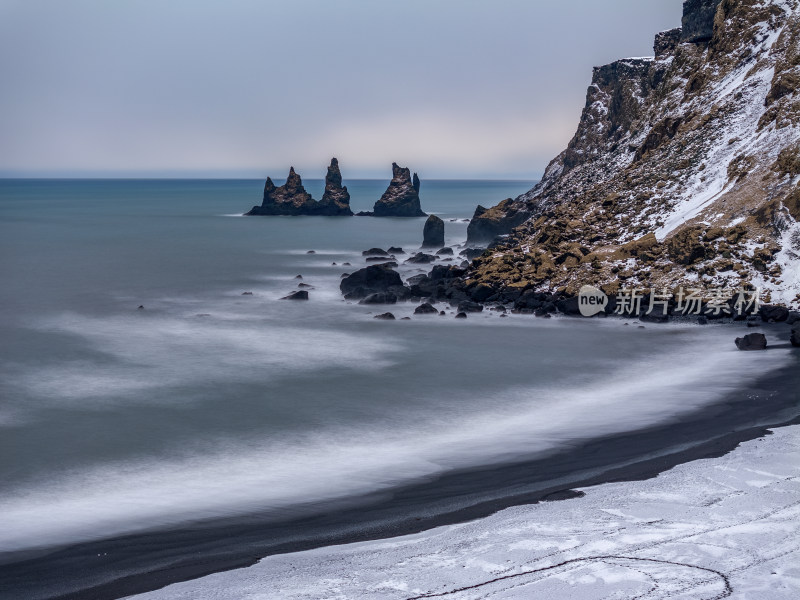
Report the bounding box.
[295,274,303,279]
[414,302,439,315]
[245,160,353,216]
[681,0,721,43]
[340,265,404,299]
[436,247,453,255]
[405,253,436,264]
[735,333,767,351]
[697,316,708,325]
[460,247,485,260]
[556,296,581,316]
[282,290,309,300]
[791,328,800,347]
[137,305,144,310]
[759,305,790,322]
[787,311,800,325]
[369,261,398,269]
[457,300,483,313]
[466,200,532,245]
[371,163,427,217]
[359,292,398,305]
[241,292,253,295]
[297,283,313,288]
[363,248,389,256]
[422,215,445,248]
[374,312,396,320]
[455,312,467,319]
[306,250,316,254]
[469,283,494,303]
[366,255,394,262]
[388,247,405,254]
[318,158,353,216]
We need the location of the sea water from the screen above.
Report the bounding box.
[0,178,795,558]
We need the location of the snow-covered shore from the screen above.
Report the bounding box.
[130,424,800,600]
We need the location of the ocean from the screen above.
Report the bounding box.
[1,179,797,599]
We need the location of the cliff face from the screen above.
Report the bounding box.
[465,0,800,308]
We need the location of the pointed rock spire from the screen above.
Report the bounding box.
[371,163,426,217]
[319,157,353,216]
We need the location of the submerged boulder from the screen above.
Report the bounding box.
[340,265,404,300]
[281,290,309,300]
[369,163,427,217]
[422,215,445,248]
[735,332,767,351]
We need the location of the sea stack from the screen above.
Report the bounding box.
[245,159,354,216]
[367,163,427,217]
[245,167,317,215]
[318,158,354,216]
[422,215,445,248]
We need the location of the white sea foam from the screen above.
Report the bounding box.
[0,328,791,554]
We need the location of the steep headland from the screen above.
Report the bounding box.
[463,0,800,309]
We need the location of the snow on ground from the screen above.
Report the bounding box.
[131,425,800,600]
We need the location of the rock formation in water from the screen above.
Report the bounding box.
[318,158,353,216]
[457,0,800,309]
[245,159,353,216]
[359,163,427,217]
[422,215,445,248]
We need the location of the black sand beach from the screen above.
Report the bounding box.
[2,322,797,600]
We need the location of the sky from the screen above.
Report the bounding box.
[0,0,683,179]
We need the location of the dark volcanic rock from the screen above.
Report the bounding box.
[791,328,800,347]
[374,312,396,320]
[281,290,309,300]
[366,256,393,262]
[340,265,404,299]
[245,159,353,216]
[436,247,453,255]
[422,215,445,248]
[455,312,467,319]
[405,253,436,264]
[412,172,420,194]
[246,168,317,216]
[414,302,438,314]
[654,27,682,57]
[735,333,767,351]
[318,158,354,216]
[759,304,790,322]
[359,292,398,305]
[372,163,427,217]
[363,248,389,256]
[466,200,531,245]
[457,300,483,313]
[388,246,405,254]
[681,0,722,43]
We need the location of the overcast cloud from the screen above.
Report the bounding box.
[0,0,682,178]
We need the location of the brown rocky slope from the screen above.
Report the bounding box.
[464,0,800,309]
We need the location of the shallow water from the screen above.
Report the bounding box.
[0,178,795,560]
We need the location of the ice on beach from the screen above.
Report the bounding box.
[131,425,800,600]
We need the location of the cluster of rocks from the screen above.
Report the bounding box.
[246,160,427,218]
[246,159,353,216]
